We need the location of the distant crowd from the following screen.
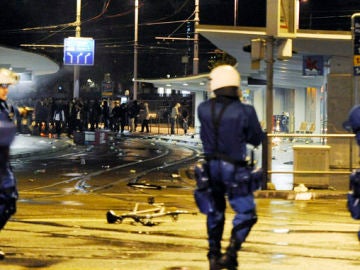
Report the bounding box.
[7,96,192,138]
[7,97,162,138]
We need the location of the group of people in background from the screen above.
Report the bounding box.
[32,97,143,138]
[7,97,190,138]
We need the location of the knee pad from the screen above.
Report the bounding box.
[231,214,258,240]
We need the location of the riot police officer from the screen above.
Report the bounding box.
[343,105,360,239]
[0,68,20,259]
[197,65,264,269]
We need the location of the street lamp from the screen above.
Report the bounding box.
[193,0,199,75]
[234,0,238,26]
[133,0,139,100]
[73,0,82,98]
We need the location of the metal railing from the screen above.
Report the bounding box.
[263,133,356,189]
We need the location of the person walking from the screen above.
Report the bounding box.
[196,65,264,270]
[140,102,150,133]
[0,68,20,259]
[67,99,83,137]
[111,100,121,132]
[128,100,140,132]
[119,102,128,134]
[181,107,189,135]
[170,102,181,134]
[53,102,65,139]
[34,98,48,136]
[101,100,111,130]
[88,99,101,131]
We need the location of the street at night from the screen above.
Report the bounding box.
[2,1,360,269]
[0,133,357,270]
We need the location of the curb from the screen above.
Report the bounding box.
[10,138,73,159]
[255,190,348,200]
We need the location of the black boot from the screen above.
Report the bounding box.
[208,249,222,270]
[217,239,241,270]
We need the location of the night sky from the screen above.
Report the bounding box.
[0,0,360,90]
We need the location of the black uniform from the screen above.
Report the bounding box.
[0,99,18,229]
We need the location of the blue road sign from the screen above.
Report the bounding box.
[63,37,95,66]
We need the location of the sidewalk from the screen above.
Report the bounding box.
[10,134,73,158]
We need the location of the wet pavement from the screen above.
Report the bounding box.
[3,131,356,270]
[1,187,359,270]
[10,132,349,198]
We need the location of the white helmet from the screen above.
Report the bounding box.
[209,65,240,93]
[0,68,19,85]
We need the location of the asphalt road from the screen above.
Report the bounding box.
[1,134,359,270]
[2,192,360,270]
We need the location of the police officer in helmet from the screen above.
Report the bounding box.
[343,105,360,239]
[197,65,264,269]
[0,68,20,259]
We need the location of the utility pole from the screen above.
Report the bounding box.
[263,0,297,186]
[133,0,139,100]
[265,36,275,183]
[154,1,199,75]
[234,0,238,26]
[73,0,81,98]
[193,0,199,75]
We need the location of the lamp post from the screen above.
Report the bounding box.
[193,0,199,75]
[133,0,139,100]
[73,0,81,98]
[234,0,238,26]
